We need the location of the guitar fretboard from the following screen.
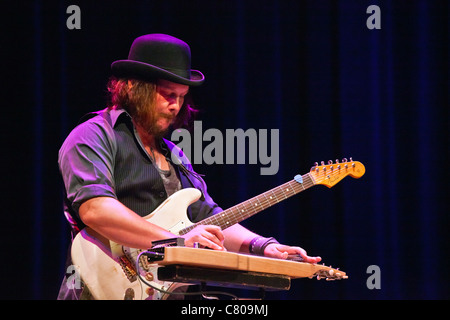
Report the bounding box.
[179,173,315,235]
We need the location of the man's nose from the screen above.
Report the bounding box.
[171,97,183,108]
[168,97,183,111]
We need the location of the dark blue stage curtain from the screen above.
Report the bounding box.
[2,0,447,299]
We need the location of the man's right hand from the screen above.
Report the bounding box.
[182,225,226,251]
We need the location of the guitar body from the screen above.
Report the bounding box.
[71,188,202,300]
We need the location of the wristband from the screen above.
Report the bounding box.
[249,236,279,256]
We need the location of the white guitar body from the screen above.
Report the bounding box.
[71,188,202,300]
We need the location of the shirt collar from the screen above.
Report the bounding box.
[108,107,130,128]
[109,107,172,158]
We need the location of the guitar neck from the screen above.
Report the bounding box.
[179,172,316,235]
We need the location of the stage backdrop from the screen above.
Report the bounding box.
[1,0,448,299]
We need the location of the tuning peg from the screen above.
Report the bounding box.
[321,161,325,166]
[328,160,333,164]
[312,162,319,172]
[342,158,348,162]
[349,157,353,162]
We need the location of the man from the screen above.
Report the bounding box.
[58,34,321,299]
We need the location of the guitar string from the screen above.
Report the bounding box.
[181,164,357,233]
[181,173,315,233]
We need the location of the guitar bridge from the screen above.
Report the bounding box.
[118,256,138,282]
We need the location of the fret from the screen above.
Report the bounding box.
[292,177,305,193]
[216,209,234,229]
[274,184,288,200]
[297,176,306,191]
[267,189,280,204]
[260,191,271,209]
[303,173,314,189]
[235,202,248,221]
[229,205,243,226]
[284,181,296,197]
[252,196,262,211]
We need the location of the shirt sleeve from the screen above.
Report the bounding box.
[58,117,118,215]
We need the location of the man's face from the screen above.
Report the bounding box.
[132,79,189,138]
[154,79,189,133]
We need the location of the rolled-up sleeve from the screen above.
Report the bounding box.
[58,118,117,215]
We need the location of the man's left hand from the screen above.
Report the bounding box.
[264,243,322,263]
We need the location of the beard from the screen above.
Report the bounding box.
[130,104,175,139]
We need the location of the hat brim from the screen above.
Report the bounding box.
[111,60,205,86]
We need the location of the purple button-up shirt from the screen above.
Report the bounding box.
[58,107,222,234]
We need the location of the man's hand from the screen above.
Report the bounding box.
[182,225,226,251]
[264,243,322,263]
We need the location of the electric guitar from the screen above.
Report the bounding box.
[70,159,365,300]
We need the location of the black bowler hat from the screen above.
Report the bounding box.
[111,34,204,86]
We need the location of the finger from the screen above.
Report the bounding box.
[186,235,223,250]
[281,246,321,263]
[184,226,224,250]
[203,225,225,242]
[201,232,225,249]
[298,249,322,263]
[195,228,225,251]
[199,238,224,250]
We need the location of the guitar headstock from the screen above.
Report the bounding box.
[310,158,365,188]
[311,265,348,281]
[288,255,348,280]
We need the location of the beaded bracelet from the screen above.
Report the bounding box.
[249,236,279,256]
